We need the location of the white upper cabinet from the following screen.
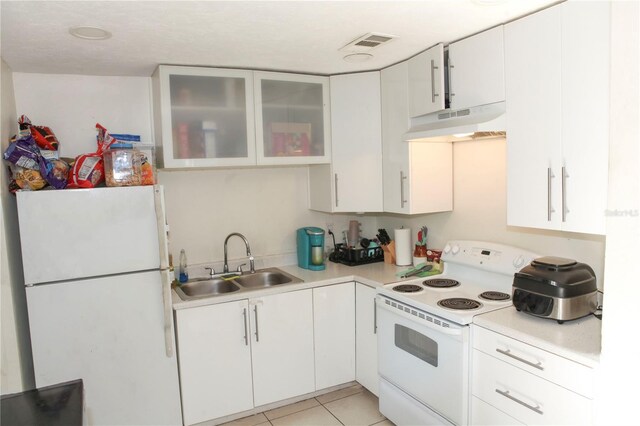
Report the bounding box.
[448,26,505,110]
[505,6,562,231]
[506,1,610,235]
[408,43,446,117]
[308,72,383,213]
[381,61,453,215]
[559,1,610,234]
[152,65,256,168]
[254,72,331,165]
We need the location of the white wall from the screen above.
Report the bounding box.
[159,167,377,272]
[1,60,34,394]
[596,2,640,424]
[12,73,154,159]
[376,138,606,287]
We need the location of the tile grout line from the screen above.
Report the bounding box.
[317,389,365,407]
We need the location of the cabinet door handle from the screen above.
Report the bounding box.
[430,59,439,102]
[400,171,407,208]
[496,348,544,370]
[373,298,377,335]
[449,60,455,98]
[562,166,569,222]
[242,308,249,346]
[547,167,556,221]
[334,173,339,208]
[253,305,260,342]
[495,389,543,415]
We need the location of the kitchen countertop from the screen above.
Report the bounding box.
[473,306,602,368]
[172,261,603,367]
[171,260,409,310]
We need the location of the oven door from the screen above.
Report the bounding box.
[376,295,469,425]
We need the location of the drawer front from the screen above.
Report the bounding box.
[472,350,593,425]
[473,325,594,398]
[471,396,523,425]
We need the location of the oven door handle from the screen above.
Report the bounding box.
[376,297,463,336]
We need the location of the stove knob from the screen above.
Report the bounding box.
[451,245,460,255]
[443,244,451,254]
[513,255,525,269]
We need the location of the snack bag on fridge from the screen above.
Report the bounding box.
[67,123,115,189]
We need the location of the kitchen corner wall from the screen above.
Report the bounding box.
[376,138,606,288]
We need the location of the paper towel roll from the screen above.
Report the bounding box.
[394,228,412,266]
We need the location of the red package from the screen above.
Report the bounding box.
[67,123,115,189]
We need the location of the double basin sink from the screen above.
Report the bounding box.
[174,267,304,301]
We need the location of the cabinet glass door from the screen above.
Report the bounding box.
[254,72,331,165]
[157,66,256,167]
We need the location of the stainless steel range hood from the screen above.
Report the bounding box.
[404,101,506,142]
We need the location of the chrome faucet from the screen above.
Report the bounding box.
[223,232,255,274]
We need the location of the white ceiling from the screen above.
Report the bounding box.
[1,0,558,77]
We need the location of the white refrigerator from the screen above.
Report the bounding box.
[16,185,182,426]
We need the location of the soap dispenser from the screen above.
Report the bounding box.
[178,249,189,283]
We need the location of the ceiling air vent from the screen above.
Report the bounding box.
[339,33,397,53]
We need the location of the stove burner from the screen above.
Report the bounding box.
[479,291,511,301]
[393,284,424,293]
[423,278,460,288]
[437,298,482,310]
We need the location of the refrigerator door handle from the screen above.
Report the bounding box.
[161,269,174,357]
[154,185,170,270]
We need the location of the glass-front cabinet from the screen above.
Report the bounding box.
[153,66,256,168]
[152,66,331,168]
[254,72,331,165]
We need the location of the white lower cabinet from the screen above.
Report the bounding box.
[249,290,315,406]
[471,325,595,425]
[175,300,254,425]
[175,289,315,425]
[355,283,378,396]
[471,396,523,425]
[313,282,356,389]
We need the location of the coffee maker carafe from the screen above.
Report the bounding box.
[297,227,326,271]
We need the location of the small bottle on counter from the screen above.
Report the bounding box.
[178,249,189,283]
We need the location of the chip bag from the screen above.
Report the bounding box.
[18,115,60,151]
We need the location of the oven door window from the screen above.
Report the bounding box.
[395,324,438,367]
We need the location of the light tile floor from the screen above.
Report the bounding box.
[221,384,394,426]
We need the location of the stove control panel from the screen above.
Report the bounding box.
[442,240,540,275]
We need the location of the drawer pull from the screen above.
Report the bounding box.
[496,348,544,370]
[495,389,543,415]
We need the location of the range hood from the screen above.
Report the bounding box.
[404,101,506,142]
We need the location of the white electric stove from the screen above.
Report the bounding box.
[377,240,539,425]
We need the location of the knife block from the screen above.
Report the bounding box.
[382,241,396,264]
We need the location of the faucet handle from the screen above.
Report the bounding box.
[205,267,216,277]
[236,263,247,274]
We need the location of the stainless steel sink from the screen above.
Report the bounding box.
[174,267,304,301]
[233,268,303,288]
[175,278,240,300]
